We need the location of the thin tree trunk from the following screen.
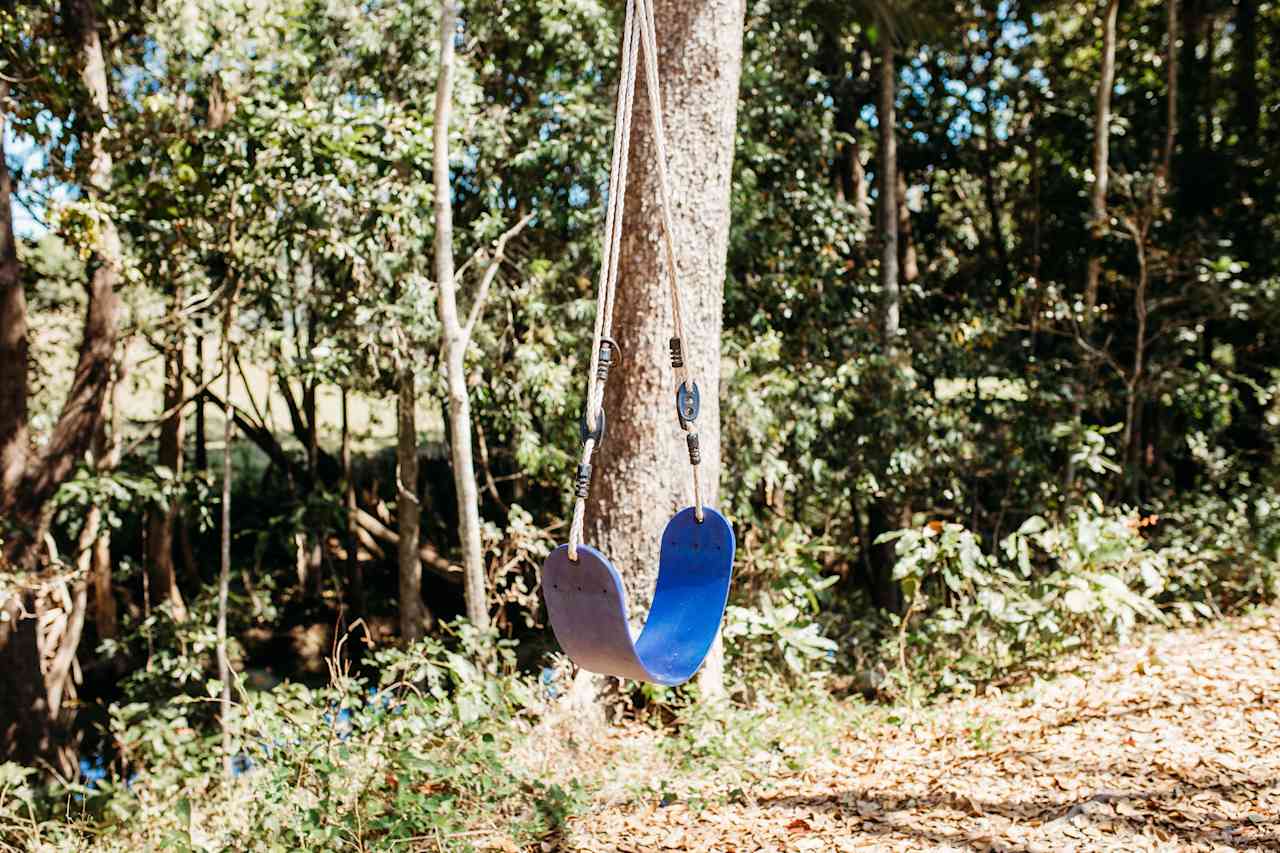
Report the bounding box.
[217,286,236,778]
[878,34,901,358]
[342,388,365,619]
[433,0,489,631]
[896,168,918,284]
[1067,0,1121,496]
[397,370,427,642]
[1163,0,1179,186]
[866,27,906,615]
[301,372,322,598]
[1232,0,1258,261]
[146,295,189,620]
[195,335,208,472]
[1084,0,1121,321]
[850,138,871,224]
[86,375,123,644]
[1122,222,1149,491]
[1030,94,1043,282]
[583,0,745,697]
[1203,14,1216,155]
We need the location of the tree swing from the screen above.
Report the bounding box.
[540,0,736,686]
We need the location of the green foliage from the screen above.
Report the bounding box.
[6,0,1280,845]
[873,495,1272,697]
[722,523,839,691]
[0,623,579,852]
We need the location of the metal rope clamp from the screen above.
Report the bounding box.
[597,338,621,382]
[580,408,606,449]
[675,381,700,430]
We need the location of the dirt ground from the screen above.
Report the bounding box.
[561,608,1280,852]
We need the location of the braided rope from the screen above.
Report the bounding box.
[569,0,703,560]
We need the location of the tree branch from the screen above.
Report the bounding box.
[352,506,463,585]
[460,212,535,348]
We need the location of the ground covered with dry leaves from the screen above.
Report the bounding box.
[553,608,1280,852]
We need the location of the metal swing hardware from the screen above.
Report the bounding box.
[597,338,621,382]
[675,380,700,429]
[580,408,606,447]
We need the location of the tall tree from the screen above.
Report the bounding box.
[584,0,746,693]
[1066,0,1121,495]
[1084,0,1121,322]
[0,80,26,505]
[433,0,489,631]
[863,15,907,615]
[397,365,428,641]
[0,0,124,773]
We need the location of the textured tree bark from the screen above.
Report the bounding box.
[397,371,427,642]
[434,0,490,631]
[583,0,744,696]
[146,300,189,621]
[0,0,122,773]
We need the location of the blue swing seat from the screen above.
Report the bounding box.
[542,507,735,686]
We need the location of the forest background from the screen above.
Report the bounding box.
[1,0,1278,847]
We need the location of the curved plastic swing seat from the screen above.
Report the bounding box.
[542,507,735,686]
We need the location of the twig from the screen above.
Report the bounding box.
[460,212,535,347]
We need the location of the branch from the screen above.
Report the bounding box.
[460,211,535,348]
[120,367,224,459]
[352,507,463,585]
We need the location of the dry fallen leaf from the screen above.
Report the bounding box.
[548,608,1280,853]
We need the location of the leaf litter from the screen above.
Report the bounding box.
[553,608,1280,852]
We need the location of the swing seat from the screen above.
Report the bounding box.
[542,507,735,686]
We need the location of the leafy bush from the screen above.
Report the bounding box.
[721,523,839,695]
[0,622,580,852]
[879,498,1182,696]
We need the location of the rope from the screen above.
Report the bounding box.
[635,0,703,522]
[569,0,703,560]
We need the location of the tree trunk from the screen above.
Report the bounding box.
[877,34,901,358]
[896,168,918,285]
[865,27,906,615]
[1232,0,1258,262]
[1084,0,1121,322]
[583,0,745,697]
[194,335,208,472]
[1,1,121,564]
[1176,0,1206,217]
[0,0,122,774]
[433,0,490,631]
[0,81,29,505]
[342,388,366,620]
[146,299,189,621]
[1067,0,1121,496]
[397,371,427,642]
[217,287,236,778]
[86,376,123,644]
